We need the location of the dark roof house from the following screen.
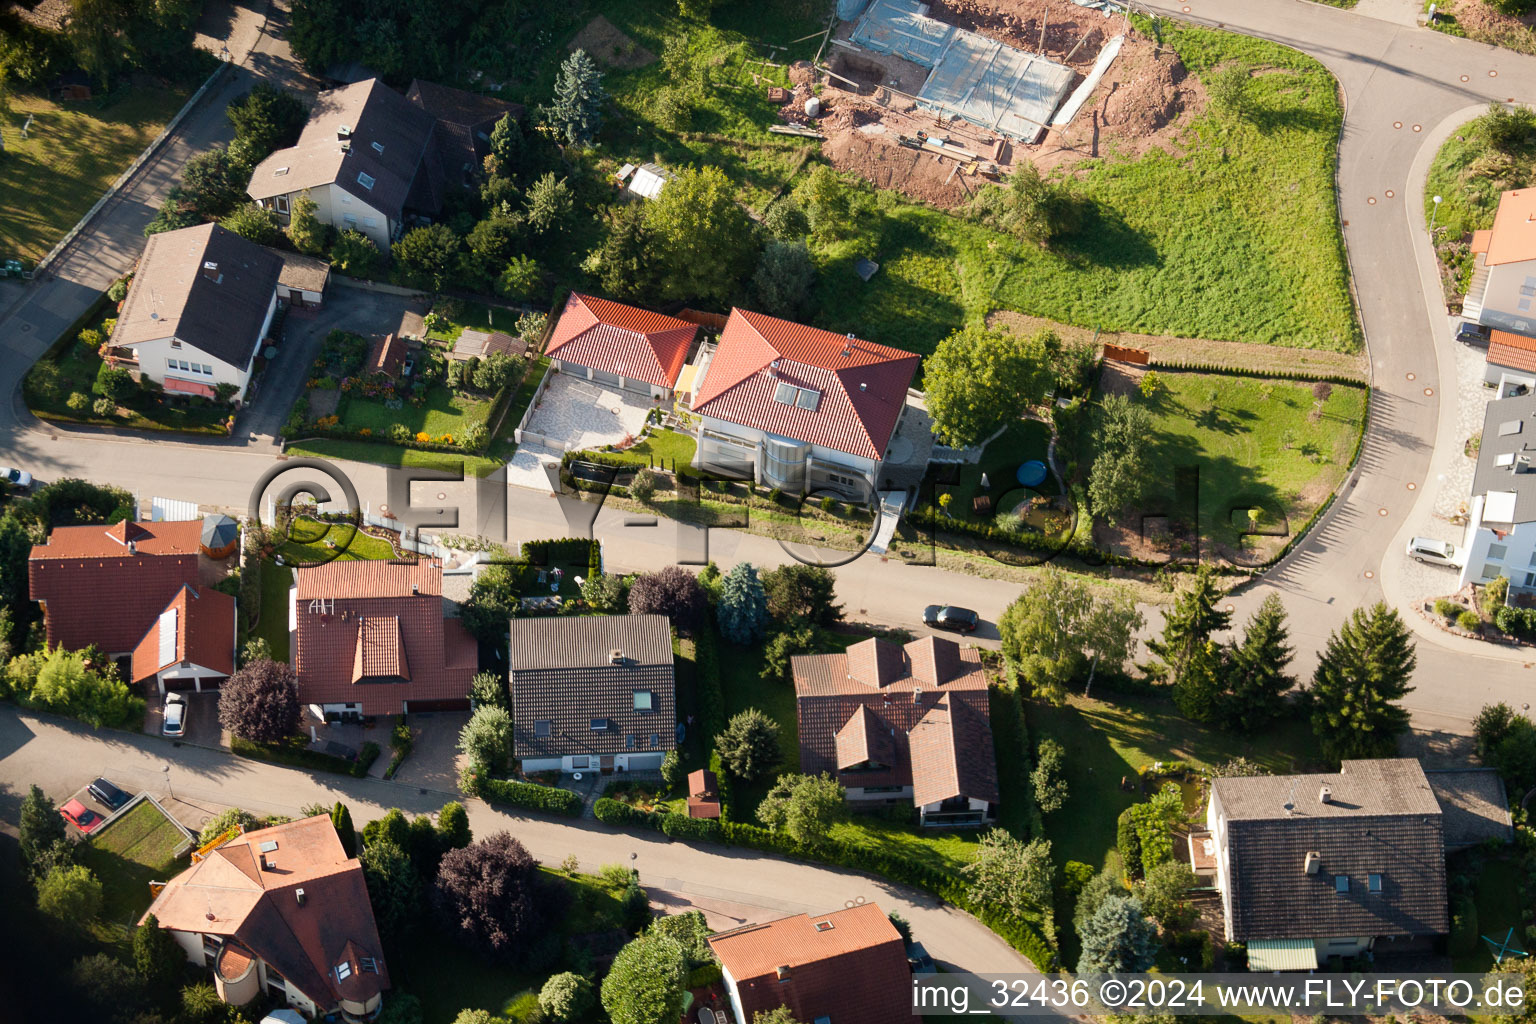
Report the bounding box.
[792,635,997,824]
[708,903,911,1024]
[113,224,282,370]
[29,519,204,654]
[404,79,520,186]
[508,615,676,766]
[1209,759,1451,949]
[142,815,389,1018]
[292,559,477,715]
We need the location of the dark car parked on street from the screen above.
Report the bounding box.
[88,777,130,811]
[923,605,979,633]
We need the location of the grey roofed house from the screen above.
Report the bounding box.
[1470,393,1536,524]
[268,248,332,297]
[404,80,520,187]
[113,223,282,369]
[1209,759,1450,946]
[508,614,676,768]
[248,78,442,222]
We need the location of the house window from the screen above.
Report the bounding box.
[363,217,379,229]
[1484,564,1505,582]
[534,720,551,738]
[649,733,660,747]
[590,718,608,731]
[170,339,182,349]
[1489,543,1509,561]
[343,214,358,227]
[633,691,653,712]
[335,960,352,981]
[571,756,590,769]
[275,195,291,214]
[357,171,376,190]
[1368,873,1383,892]
[1525,572,1536,588]
[1335,876,1349,893]
[166,358,176,369]
[340,194,352,205]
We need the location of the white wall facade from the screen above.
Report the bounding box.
[132,291,276,402]
[846,784,914,803]
[1207,789,1237,941]
[261,183,393,252]
[553,358,673,402]
[1459,494,1536,593]
[694,414,880,500]
[917,795,991,827]
[153,661,228,694]
[722,966,748,1024]
[1479,262,1536,338]
[521,752,667,774]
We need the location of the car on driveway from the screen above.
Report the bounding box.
[87,777,130,811]
[907,941,936,975]
[1455,321,1490,345]
[1406,536,1464,568]
[60,799,104,834]
[924,605,979,633]
[0,467,32,490]
[163,693,187,737]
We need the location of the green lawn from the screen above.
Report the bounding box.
[256,563,293,664]
[1423,107,1529,241]
[1455,857,1525,970]
[275,516,398,566]
[0,87,191,262]
[79,801,189,927]
[580,428,698,472]
[1111,371,1366,553]
[286,438,506,477]
[809,21,1357,357]
[338,386,495,441]
[921,419,1058,526]
[1028,693,1325,871]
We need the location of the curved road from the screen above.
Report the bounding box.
[0,0,1527,737]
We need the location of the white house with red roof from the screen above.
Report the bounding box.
[691,309,920,499]
[546,292,698,401]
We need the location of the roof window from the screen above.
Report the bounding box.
[273,166,289,176]
[534,720,551,738]
[357,171,376,190]
[1368,873,1383,893]
[633,690,653,711]
[772,379,820,411]
[814,919,834,932]
[1334,876,1349,893]
[335,960,352,981]
[590,718,609,731]
[625,734,636,749]
[650,733,660,747]
[371,141,385,155]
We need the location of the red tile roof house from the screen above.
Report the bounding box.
[130,583,237,694]
[792,635,999,827]
[546,292,699,402]
[692,308,920,500]
[247,78,515,253]
[111,223,282,403]
[29,519,205,658]
[508,614,675,773]
[142,815,390,1022]
[292,559,477,716]
[707,903,911,1024]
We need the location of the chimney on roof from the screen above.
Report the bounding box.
[261,854,274,871]
[610,648,624,665]
[859,382,867,392]
[1318,785,1332,804]
[338,125,352,140]
[295,888,307,906]
[776,965,792,981]
[1304,851,1322,875]
[411,583,419,595]
[127,541,136,555]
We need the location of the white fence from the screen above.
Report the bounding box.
[512,364,563,450]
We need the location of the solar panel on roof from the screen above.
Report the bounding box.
[259,840,279,853]
[1499,420,1523,436]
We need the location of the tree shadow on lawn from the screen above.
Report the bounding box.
[1245,100,1340,137]
[1051,200,1160,271]
[1139,425,1287,555]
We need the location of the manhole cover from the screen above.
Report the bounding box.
[1385,189,1395,198]
[1368,196,1377,205]
[1394,120,1403,128]
[1378,508,1389,517]
[1407,482,1417,490]
[1413,124,1423,132]
[1406,372,1416,381]
[1490,69,1499,77]
[1461,75,1470,82]
[1424,387,1435,396]
[436,492,446,500]
[1364,570,1375,579]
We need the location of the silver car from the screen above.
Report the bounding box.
[1406,536,1463,568]
[162,693,187,737]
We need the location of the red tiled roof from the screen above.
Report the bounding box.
[1489,330,1536,374]
[293,559,474,714]
[1486,189,1536,266]
[217,941,256,980]
[130,584,237,684]
[707,903,910,1024]
[164,376,218,398]
[367,332,408,377]
[546,292,697,388]
[908,692,1000,807]
[143,815,389,1012]
[792,637,994,801]
[30,520,203,653]
[692,309,919,459]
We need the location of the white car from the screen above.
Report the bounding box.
[162,693,187,737]
[1406,536,1463,568]
[0,467,33,490]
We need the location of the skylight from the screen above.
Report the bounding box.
[357,171,376,190]
[772,379,821,411]
[633,690,653,711]
[335,961,352,981]
[1368,873,1383,892]
[534,720,551,738]
[590,718,608,731]
[371,141,385,155]
[273,166,289,176]
[1334,876,1349,893]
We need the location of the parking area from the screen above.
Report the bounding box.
[59,778,138,836]
[508,373,655,491]
[142,690,223,748]
[389,710,469,790]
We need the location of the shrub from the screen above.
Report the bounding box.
[92,397,116,417]
[629,467,657,503]
[66,392,89,411]
[1434,599,1460,622]
[594,797,664,829]
[661,813,721,841]
[218,658,300,743]
[1457,610,1481,632]
[477,777,582,816]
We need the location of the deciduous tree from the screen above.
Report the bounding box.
[1087,394,1154,524]
[757,772,844,851]
[644,165,757,302]
[1309,602,1416,761]
[601,933,689,1024]
[217,658,300,743]
[962,830,1054,925]
[924,326,1054,449]
[998,567,1142,704]
[360,837,419,940]
[37,863,103,930]
[751,240,815,320]
[760,564,842,625]
[287,192,330,255]
[433,833,567,963]
[395,224,462,295]
[220,204,284,246]
[628,566,707,633]
[540,971,595,1023]
[1031,738,1069,814]
[329,229,380,275]
[457,705,514,774]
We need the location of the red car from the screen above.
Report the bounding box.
[60,798,104,834]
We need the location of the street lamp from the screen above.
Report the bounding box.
[630,850,638,883]
[1430,195,1443,232]
[161,763,174,801]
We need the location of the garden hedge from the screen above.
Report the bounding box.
[661,812,721,841]
[1146,358,1368,386]
[479,777,583,816]
[593,797,663,828]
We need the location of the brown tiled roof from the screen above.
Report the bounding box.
[546,293,697,388]
[693,309,919,459]
[367,332,408,376]
[1485,188,1536,266]
[1212,759,1450,941]
[1488,330,1536,374]
[217,941,255,980]
[793,637,994,803]
[30,520,203,653]
[508,615,676,759]
[707,903,910,1024]
[114,224,282,369]
[130,584,237,684]
[249,79,439,220]
[143,815,389,1011]
[908,693,1000,806]
[268,247,331,294]
[293,559,475,714]
[688,768,721,817]
[452,329,525,361]
[405,79,520,184]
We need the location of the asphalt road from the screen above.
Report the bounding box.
[0,0,1530,736]
[0,707,1048,981]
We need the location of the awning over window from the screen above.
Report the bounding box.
[164,376,216,398]
[1246,938,1319,972]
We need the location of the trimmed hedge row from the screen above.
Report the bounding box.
[521,537,600,571]
[479,776,583,816]
[231,735,376,778]
[990,685,1043,841]
[1145,358,1368,386]
[593,797,1057,970]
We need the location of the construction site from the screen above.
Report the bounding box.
[774,0,1205,208]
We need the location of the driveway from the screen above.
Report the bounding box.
[508,373,656,491]
[143,691,223,749]
[389,710,468,791]
[240,287,427,445]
